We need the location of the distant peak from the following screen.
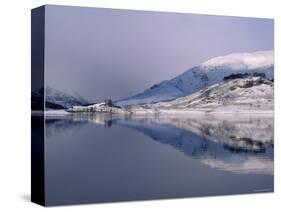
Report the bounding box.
[200,50,273,70]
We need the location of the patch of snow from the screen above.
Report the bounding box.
[68,102,127,114]
[200,50,273,71]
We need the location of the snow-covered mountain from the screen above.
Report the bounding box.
[116,50,273,106]
[45,87,88,109]
[32,87,88,109]
[129,76,273,113]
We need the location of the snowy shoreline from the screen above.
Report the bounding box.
[32,109,274,117]
[129,109,274,115]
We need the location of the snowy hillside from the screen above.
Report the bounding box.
[156,76,273,111]
[132,76,273,113]
[32,87,88,109]
[116,51,273,106]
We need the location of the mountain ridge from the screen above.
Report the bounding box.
[32,87,88,109]
[116,50,273,106]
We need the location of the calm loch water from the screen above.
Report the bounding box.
[34,113,274,206]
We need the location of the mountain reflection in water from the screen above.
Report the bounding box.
[45,113,274,175]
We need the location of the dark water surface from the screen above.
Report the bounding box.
[35,113,274,205]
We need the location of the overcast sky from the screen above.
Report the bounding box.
[45,5,274,102]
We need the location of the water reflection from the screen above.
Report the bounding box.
[45,116,88,137]
[46,113,274,175]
